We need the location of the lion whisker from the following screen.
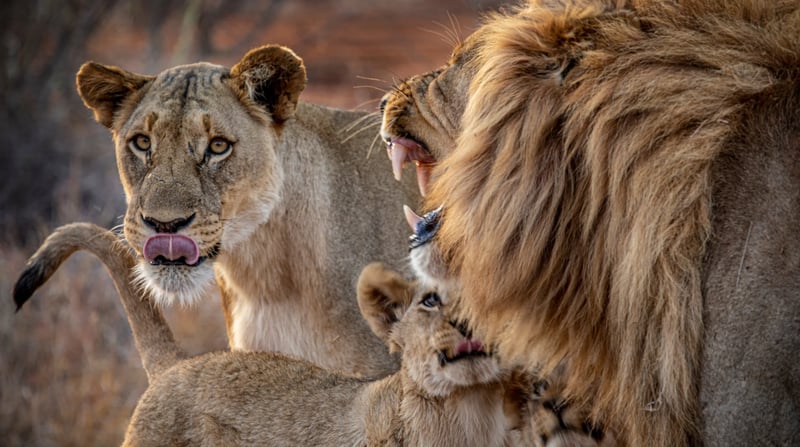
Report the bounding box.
[353,84,393,94]
[351,97,383,112]
[342,121,381,145]
[426,15,463,48]
[365,130,384,159]
[341,112,380,134]
[354,74,392,86]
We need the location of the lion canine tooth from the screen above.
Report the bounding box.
[389,143,408,181]
[415,162,431,197]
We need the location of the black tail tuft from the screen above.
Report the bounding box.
[13,263,46,312]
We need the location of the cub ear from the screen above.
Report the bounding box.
[357,262,413,346]
[76,62,153,129]
[229,44,307,124]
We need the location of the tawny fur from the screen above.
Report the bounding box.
[75,45,419,376]
[14,223,521,446]
[407,209,617,447]
[383,1,800,445]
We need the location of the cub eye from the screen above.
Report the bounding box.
[207,137,232,156]
[420,292,441,308]
[129,134,151,152]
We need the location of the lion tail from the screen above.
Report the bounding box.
[13,222,185,382]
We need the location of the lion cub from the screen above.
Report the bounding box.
[14,223,519,446]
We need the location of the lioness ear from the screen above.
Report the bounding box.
[357,262,413,345]
[229,44,307,124]
[76,62,153,129]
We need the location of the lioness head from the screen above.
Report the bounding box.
[76,45,307,306]
[357,262,500,397]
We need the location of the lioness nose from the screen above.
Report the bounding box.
[141,214,195,234]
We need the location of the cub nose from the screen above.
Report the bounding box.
[141,213,195,233]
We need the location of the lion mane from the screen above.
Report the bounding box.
[426,1,800,445]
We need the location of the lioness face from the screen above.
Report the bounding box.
[77,46,306,306]
[379,32,482,195]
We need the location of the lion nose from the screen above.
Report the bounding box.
[141,213,195,233]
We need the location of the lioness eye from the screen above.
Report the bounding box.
[129,134,151,152]
[207,137,232,155]
[420,292,441,308]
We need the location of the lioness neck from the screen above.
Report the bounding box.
[217,102,406,376]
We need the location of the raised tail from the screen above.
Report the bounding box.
[13,222,185,382]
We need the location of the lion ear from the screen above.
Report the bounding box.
[229,44,307,124]
[356,262,413,346]
[76,62,153,129]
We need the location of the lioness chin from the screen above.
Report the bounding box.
[74,44,419,376]
[14,223,520,447]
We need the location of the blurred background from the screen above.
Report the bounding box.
[0,0,505,445]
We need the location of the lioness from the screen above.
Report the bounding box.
[382,1,800,445]
[14,223,519,446]
[74,44,419,376]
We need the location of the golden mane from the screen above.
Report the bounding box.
[426,1,800,444]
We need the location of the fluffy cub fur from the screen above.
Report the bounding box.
[14,223,520,446]
[75,45,419,376]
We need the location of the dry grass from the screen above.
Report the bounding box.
[0,245,226,446]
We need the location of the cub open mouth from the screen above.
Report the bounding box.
[438,338,488,366]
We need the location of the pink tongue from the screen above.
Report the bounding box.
[143,234,200,265]
[455,339,484,355]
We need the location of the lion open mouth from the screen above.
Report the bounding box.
[386,136,437,196]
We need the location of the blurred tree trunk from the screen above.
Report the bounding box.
[0,0,123,245]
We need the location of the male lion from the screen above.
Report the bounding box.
[382,1,800,445]
[73,44,419,376]
[14,223,521,446]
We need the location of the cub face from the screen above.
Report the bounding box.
[358,262,500,397]
[76,46,306,306]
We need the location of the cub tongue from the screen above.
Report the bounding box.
[143,234,200,265]
[455,339,485,356]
